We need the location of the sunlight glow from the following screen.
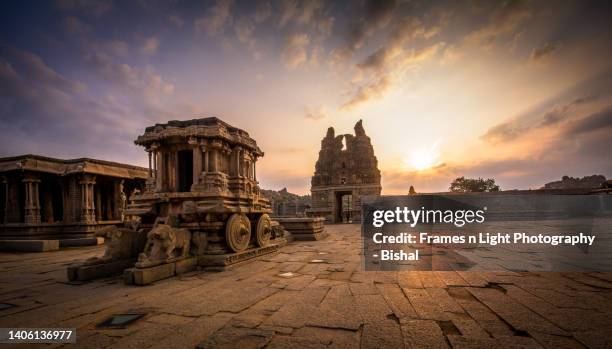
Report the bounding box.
[404,141,441,171]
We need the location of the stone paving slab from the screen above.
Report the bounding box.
[0,224,611,348]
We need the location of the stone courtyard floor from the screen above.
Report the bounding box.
[1,224,612,348]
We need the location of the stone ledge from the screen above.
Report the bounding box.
[60,237,104,247]
[198,243,283,271]
[67,259,136,281]
[124,256,199,286]
[276,217,327,241]
[0,239,59,252]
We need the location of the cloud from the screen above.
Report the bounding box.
[481,95,597,144]
[360,42,442,74]
[61,16,91,35]
[194,0,233,36]
[277,0,325,28]
[233,16,263,60]
[295,0,324,25]
[277,0,297,28]
[141,37,159,55]
[466,0,531,47]
[234,16,254,43]
[564,105,612,135]
[400,43,443,66]
[254,1,272,23]
[0,44,200,166]
[281,33,310,69]
[304,105,328,120]
[84,51,174,102]
[0,46,139,160]
[341,75,392,111]
[530,42,558,62]
[388,16,428,46]
[342,0,397,54]
[0,45,85,94]
[539,96,596,126]
[349,15,442,107]
[168,14,184,27]
[85,39,129,59]
[357,46,403,72]
[317,16,334,37]
[56,0,113,16]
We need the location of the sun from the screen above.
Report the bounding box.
[403,142,441,171]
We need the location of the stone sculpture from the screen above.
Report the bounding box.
[136,224,191,267]
[84,225,146,265]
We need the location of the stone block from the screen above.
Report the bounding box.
[59,237,102,247]
[123,268,135,284]
[277,217,328,241]
[0,239,59,252]
[199,244,281,271]
[131,262,176,285]
[66,259,135,281]
[175,257,198,274]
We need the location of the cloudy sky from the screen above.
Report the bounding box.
[1,0,611,194]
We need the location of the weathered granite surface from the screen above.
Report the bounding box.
[0,224,611,348]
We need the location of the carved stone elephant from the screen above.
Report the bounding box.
[137,224,191,267]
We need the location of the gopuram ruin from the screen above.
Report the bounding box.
[0,155,147,251]
[68,117,294,285]
[307,120,381,223]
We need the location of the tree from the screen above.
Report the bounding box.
[449,177,500,193]
[408,185,416,195]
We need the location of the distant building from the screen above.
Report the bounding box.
[0,155,147,250]
[307,120,381,223]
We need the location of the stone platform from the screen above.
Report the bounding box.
[0,239,59,252]
[277,217,328,241]
[198,243,284,272]
[0,224,611,348]
[0,236,103,253]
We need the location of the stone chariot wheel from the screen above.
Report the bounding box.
[255,214,272,247]
[225,213,251,252]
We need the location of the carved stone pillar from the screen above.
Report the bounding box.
[234,147,242,177]
[115,180,125,221]
[202,145,208,173]
[156,151,164,192]
[192,144,202,189]
[147,151,152,178]
[211,149,218,173]
[153,150,157,176]
[79,174,96,224]
[23,174,41,224]
[169,151,177,191]
[253,157,257,182]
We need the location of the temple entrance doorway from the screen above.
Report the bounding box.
[40,175,63,223]
[334,191,352,223]
[177,150,193,192]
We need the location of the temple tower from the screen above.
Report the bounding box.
[308,120,381,223]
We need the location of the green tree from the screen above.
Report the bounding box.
[449,177,500,193]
